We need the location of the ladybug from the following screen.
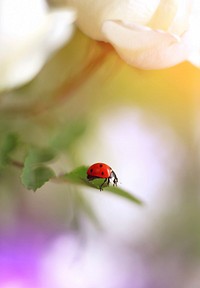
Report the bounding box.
[87,163,118,191]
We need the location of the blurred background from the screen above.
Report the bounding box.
[1,1,200,288]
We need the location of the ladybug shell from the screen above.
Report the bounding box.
[87,163,112,179]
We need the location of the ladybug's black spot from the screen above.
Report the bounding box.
[100,164,103,168]
[90,169,93,173]
[101,171,104,176]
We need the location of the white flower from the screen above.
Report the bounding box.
[66,0,200,69]
[0,0,76,90]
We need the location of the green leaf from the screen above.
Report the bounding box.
[21,147,56,191]
[63,166,143,205]
[105,186,143,205]
[0,133,18,169]
[21,165,55,191]
[64,165,88,184]
[24,147,55,165]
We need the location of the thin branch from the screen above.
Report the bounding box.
[1,43,113,116]
[10,159,24,168]
[31,43,112,115]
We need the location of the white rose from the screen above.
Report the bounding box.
[0,0,76,90]
[66,0,200,69]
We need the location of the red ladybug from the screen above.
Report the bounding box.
[87,163,118,191]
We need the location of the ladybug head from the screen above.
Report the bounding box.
[110,170,118,186]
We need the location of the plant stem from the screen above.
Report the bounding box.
[10,159,24,168]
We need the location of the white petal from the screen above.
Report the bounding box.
[102,20,189,69]
[0,1,76,90]
[67,0,160,40]
[37,9,76,55]
[147,0,192,34]
[188,52,200,67]
[186,0,200,67]
[0,0,47,44]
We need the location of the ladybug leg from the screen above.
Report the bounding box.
[113,177,118,187]
[99,178,107,191]
[87,175,96,181]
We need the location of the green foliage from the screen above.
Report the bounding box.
[0,133,18,169]
[21,147,56,191]
[64,165,88,184]
[24,147,56,163]
[106,186,143,205]
[1,135,143,205]
[51,120,87,151]
[64,166,143,205]
[75,191,101,228]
